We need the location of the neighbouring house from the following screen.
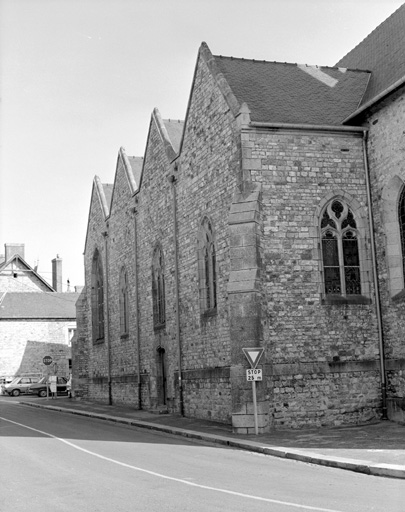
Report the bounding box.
[0,243,80,381]
[73,5,405,432]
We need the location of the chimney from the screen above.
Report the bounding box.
[5,243,25,261]
[52,255,63,292]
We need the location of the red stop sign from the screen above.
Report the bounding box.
[43,356,53,365]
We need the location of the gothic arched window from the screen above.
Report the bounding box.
[198,217,217,312]
[91,249,105,342]
[321,200,361,296]
[119,266,129,336]
[398,186,405,285]
[152,245,165,327]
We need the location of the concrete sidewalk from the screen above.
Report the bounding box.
[16,396,405,479]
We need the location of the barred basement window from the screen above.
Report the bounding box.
[321,200,361,296]
[152,245,165,328]
[197,217,217,313]
[119,266,129,336]
[91,249,105,342]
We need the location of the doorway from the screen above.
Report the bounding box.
[156,345,167,405]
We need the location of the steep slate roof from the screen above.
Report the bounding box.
[127,156,143,190]
[163,120,184,153]
[336,3,405,106]
[213,57,370,126]
[102,183,114,211]
[0,292,79,319]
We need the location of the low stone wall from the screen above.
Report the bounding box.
[272,369,381,428]
[179,367,232,424]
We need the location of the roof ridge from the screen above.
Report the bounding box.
[214,54,371,73]
[163,118,184,123]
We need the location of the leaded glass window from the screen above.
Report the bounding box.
[398,186,405,283]
[321,200,361,296]
[152,245,165,327]
[198,217,217,312]
[91,249,105,342]
[119,267,129,336]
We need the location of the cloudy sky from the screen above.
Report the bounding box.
[1,0,403,289]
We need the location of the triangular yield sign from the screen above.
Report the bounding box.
[242,347,264,369]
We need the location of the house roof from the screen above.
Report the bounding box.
[213,56,370,126]
[335,3,405,107]
[0,292,79,319]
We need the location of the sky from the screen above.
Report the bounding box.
[1,0,404,290]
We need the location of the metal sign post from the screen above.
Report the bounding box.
[242,348,264,435]
[252,377,258,435]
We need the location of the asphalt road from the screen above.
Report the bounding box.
[1,400,404,512]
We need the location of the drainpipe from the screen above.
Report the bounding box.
[168,173,184,416]
[133,201,142,409]
[362,130,388,420]
[102,230,112,406]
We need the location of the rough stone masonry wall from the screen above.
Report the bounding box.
[0,320,71,378]
[72,290,89,398]
[76,51,241,422]
[135,120,180,412]
[365,88,405,399]
[82,187,111,403]
[246,127,382,428]
[172,53,241,423]
[105,159,139,406]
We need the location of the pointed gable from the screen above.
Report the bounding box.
[83,177,113,254]
[108,148,143,219]
[336,4,405,108]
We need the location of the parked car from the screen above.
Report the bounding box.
[4,376,42,396]
[0,376,13,395]
[27,376,69,397]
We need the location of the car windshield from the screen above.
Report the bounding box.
[7,377,21,386]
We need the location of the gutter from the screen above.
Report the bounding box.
[362,131,388,420]
[343,77,405,124]
[102,230,112,406]
[132,200,142,409]
[250,122,366,133]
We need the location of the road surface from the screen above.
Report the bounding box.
[0,399,403,511]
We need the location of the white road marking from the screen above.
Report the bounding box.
[1,415,344,512]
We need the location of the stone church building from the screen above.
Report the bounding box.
[73,6,405,432]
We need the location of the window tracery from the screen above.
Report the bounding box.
[152,245,165,327]
[91,249,105,342]
[198,217,217,312]
[321,200,361,296]
[119,266,129,336]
